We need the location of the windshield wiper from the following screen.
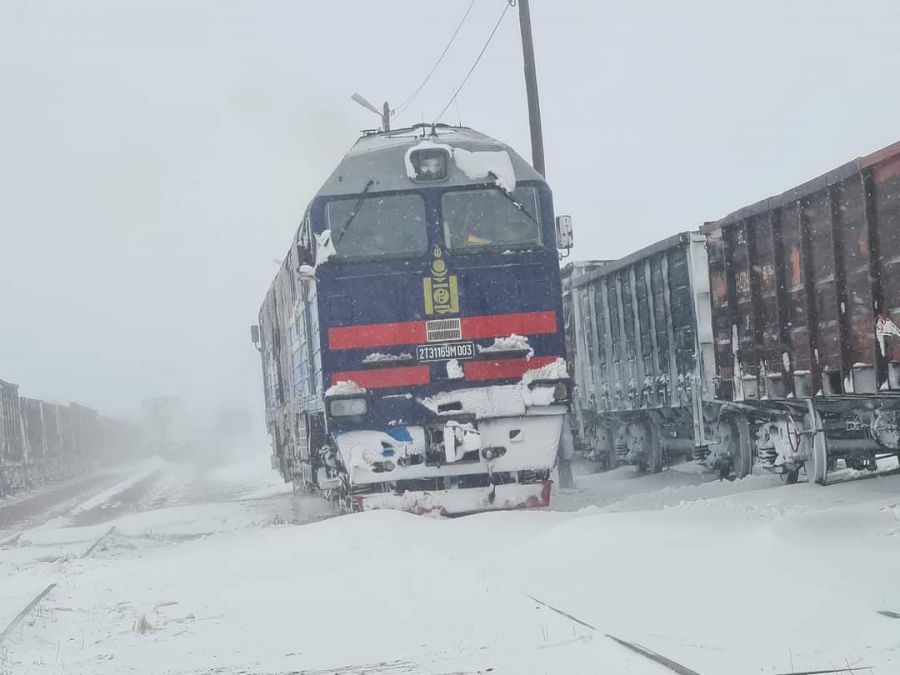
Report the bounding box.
[335,179,375,245]
[486,171,539,226]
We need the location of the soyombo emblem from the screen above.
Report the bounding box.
[424,246,459,315]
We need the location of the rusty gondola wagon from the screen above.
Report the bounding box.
[570,140,900,484]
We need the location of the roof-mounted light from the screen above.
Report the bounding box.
[408,147,449,182]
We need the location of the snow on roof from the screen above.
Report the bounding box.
[315,125,543,198]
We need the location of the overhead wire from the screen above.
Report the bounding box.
[434,0,512,122]
[393,0,477,120]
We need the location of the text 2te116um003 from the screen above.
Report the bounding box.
[253,124,575,515]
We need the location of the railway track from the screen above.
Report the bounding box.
[0,468,134,535]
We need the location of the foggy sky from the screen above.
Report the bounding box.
[3,0,900,429]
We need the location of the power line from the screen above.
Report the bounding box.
[393,0,477,120]
[435,0,511,122]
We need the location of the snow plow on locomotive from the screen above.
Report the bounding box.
[567,139,900,484]
[254,124,574,515]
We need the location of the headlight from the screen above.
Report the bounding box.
[409,148,449,181]
[328,397,368,417]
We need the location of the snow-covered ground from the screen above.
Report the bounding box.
[2,453,899,674]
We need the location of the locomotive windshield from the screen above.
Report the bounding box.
[326,193,427,259]
[442,186,541,250]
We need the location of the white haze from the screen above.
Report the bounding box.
[2,0,900,427]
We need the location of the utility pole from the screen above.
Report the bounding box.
[517,0,545,176]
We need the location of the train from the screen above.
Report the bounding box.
[253,124,575,515]
[0,377,135,497]
[566,139,900,485]
[141,396,191,458]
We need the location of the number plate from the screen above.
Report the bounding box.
[416,341,475,363]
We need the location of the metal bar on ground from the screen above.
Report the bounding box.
[525,594,597,631]
[772,668,869,674]
[0,583,57,644]
[605,633,702,675]
[80,525,116,559]
[0,531,23,548]
[526,594,701,675]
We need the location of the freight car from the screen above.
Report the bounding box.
[141,396,191,458]
[560,260,608,461]
[571,140,900,484]
[0,379,28,495]
[253,124,575,514]
[19,397,48,483]
[1,376,131,495]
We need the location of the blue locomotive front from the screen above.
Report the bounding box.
[257,125,572,514]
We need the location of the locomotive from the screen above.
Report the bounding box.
[566,139,900,484]
[253,124,574,514]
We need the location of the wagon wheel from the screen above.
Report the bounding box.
[628,418,662,474]
[601,425,618,470]
[647,420,663,474]
[717,416,752,480]
[801,405,828,485]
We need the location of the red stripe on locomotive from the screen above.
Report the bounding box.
[327,311,557,351]
[462,355,559,381]
[328,321,426,350]
[330,365,431,389]
[460,311,557,340]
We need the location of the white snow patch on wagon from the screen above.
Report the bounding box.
[334,428,425,474]
[453,147,516,192]
[478,334,534,358]
[362,352,412,364]
[446,358,464,379]
[325,380,366,397]
[420,384,527,420]
[314,229,336,267]
[521,357,568,385]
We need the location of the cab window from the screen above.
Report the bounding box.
[326,193,427,259]
[441,187,541,251]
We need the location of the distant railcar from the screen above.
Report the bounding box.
[41,401,68,480]
[69,403,100,472]
[0,376,131,495]
[571,140,900,483]
[254,124,574,514]
[0,379,27,495]
[141,397,190,458]
[20,397,48,483]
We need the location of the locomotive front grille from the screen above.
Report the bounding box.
[426,318,462,342]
